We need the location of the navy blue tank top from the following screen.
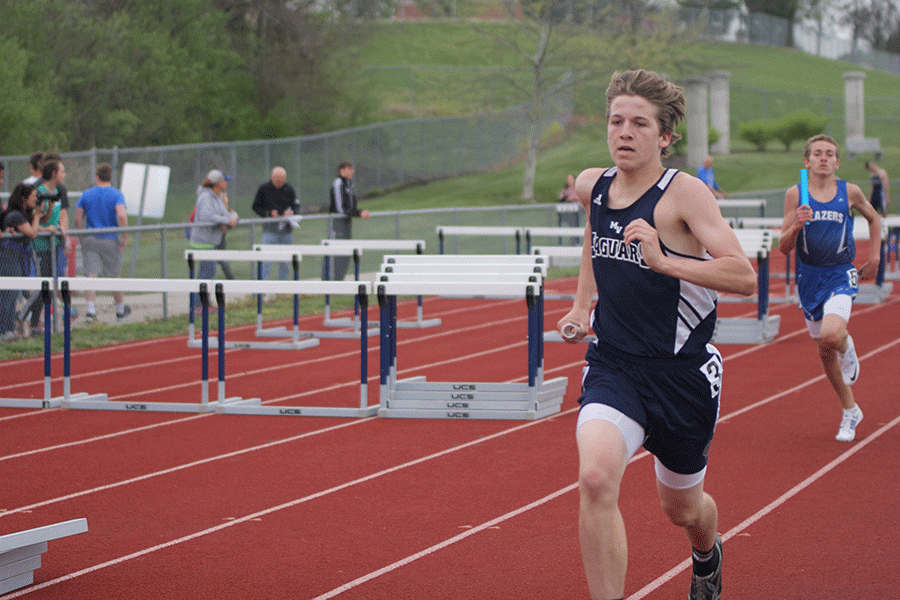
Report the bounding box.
[870,171,884,210]
[589,167,717,360]
[796,179,855,267]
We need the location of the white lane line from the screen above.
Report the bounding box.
[627,411,900,600]
[0,411,578,598]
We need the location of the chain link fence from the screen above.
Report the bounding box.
[1,94,573,224]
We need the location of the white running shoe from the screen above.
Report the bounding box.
[838,335,859,386]
[836,406,863,442]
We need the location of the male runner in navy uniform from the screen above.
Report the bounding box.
[780,135,881,443]
[558,69,756,600]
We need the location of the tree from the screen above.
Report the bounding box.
[0,38,64,154]
[0,0,248,149]
[744,0,801,47]
[474,0,697,202]
[842,0,900,52]
[217,0,376,136]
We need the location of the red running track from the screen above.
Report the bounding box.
[2,280,899,599]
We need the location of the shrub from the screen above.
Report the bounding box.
[772,110,827,151]
[737,118,778,151]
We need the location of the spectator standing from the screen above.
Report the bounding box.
[252,166,299,280]
[864,160,889,217]
[696,155,726,199]
[21,159,70,333]
[189,170,236,292]
[0,184,40,341]
[558,173,582,239]
[323,161,369,281]
[22,152,43,185]
[75,163,131,322]
[215,190,237,280]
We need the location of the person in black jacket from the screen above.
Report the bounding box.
[322,161,369,281]
[252,166,300,280]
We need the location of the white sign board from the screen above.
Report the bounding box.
[121,162,171,220]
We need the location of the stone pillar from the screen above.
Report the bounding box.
[684,77,709,173]
[709,71,731,155]
[843,71,866,140]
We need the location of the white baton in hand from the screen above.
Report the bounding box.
[562,323,580,340]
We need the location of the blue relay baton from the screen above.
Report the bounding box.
[799,168,811,225]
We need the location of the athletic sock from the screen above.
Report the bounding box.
[692,543,719,577]
[116,303,125,314]
[86,301,96,314]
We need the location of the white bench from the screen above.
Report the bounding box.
[0,519,88,595]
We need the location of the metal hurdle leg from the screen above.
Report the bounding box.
[0,280,69,409]
[377,279,566,420]
[213,283,261,410]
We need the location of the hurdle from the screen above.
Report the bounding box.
[718,198,767,218]
[209,279,376,418]
[851,216,892,304]
[186,249,322,349]
[376,257,567,420]
[711,228,781,344]
[0,518,88,594]
[59,277,257,413]
[57,277,376,417]
[522,226,584,253]
[0,278,71,409]
[250,244,380,338]
[436,225,524,254]
[556,202,582,227]
[530,245,582,267]
[321,238,441,329]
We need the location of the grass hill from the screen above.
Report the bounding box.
[348,23,899,211]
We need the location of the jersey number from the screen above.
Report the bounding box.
[847,267,859,288]
[701,354,723,399]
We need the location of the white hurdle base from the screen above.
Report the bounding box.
[0,518,88,595]
[216,383,377,418]
[379,376,567,420]
[855,282,893,304]
[63,396,254,414]
[0,395,66,410]
[322,315,440,331]
[711,315,781,344]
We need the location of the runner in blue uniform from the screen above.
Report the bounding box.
[558,69,756,600]
[780,135,881,443]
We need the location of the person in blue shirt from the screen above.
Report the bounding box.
[696,155,725,199]
[75,163,131,321]
[779,134,881,443]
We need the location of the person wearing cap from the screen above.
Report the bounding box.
[189,170,236,287]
